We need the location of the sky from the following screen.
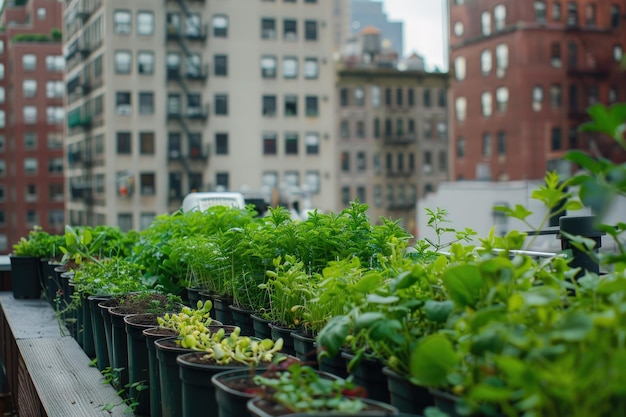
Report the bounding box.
[378,0,448,71]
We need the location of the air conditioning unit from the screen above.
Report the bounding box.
[423,164,433,174]
[117,105,132,115]
[285,32,297,41]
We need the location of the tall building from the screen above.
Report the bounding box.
[450,0,626,182]
[0,0,65,253]
[337,29,449,235]
[64,0,336,231]
[333,0,351,53]
[350,0,404,58]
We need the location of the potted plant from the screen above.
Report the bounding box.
[246,360,399,416]
[10,226,49,299]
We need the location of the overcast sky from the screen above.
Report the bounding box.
[380,0,448,71]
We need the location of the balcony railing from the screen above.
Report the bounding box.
[186,104,210,120]
[384,134,417,145]
[67,113,92,129]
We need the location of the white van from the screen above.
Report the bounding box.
[181,192,246,212]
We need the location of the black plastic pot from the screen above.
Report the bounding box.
[60,271,77,339]
[229,305,255,336]
[213,296,235,325]
[210,367,269,417]
[251,314,272,339]
[41,260,61,305]
[143,327,178,417]
[269,323,299,356]
[10,255,42,299]
[154,336,194,417]
[291,331,318,367]
[383,366,434,415]
[80,293,95,357]
[246,396,400,417]
[89,295,111,370]
[342,351,390,403]
[319,352,348,379]
[109,307,132,391]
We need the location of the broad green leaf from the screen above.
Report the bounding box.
[410,335,459,387]
[521,287,559,307]
[424,300,454,323]
[442,264,483,309]
[366,294,399,304]
[597,275,626,294]
[564,150,602,174]
[469,383,512,402]
[354,312,385,329]
[390,270,419,291]
[316,315,350,358]
[367,319,401,341]
[551,312,593,342]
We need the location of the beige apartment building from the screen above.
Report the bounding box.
[64,0,337,230]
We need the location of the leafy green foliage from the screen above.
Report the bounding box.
[12,226,65,258]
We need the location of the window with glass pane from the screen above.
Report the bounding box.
[140,132,155,154]
[454,56,466,80]
[284,19,297,40]
[305,133,319,154]
[372,86,381,107]
[496,87,508,112]
[115,51,131,73]
[341,152,350,171]
[263,132,277,155]
[23,79,37,97]
[283,57,298,78]
[24,158,38,174]
[567,2,578,26]
[305,20,317,40]
[284,171,300,188]
[550,84,562,108]
[385,88,392,106]
[215,133,228,155]
[341,186,351,205]
[614,45,623,62]
[535,1,547,23]
[114,10,131,34]
[304,58,318,79]
[374,118,381,138]
[46,81,63,98]
[285,133,298,154]
[213,15,228,37]
[357,152,366,170]
[482,133,492,156]
[340,88,349,106]
[167,13,181,34]
[185,13,201,37]
[423,89,431,107]
[456,137,465,158]
[214,55,228,76]
[481,11,491,35]
[215,94,228,115]
[138,51,154,74]
[285,95,298,116]
[117,132,131,154]
[611,5,620,28]
[497,131,506,155]
[341,120,350,138]
[139,92,154,114]
[494,4,506,30]
[262,172,278,189]
[374,153,382,173]
[262,56,277,78]
[23,106,37,124]
[585,4,595,26]
[374,185,382,207]
[481,92,492,117]
[262,18,276,39]
[140,173,156,195]
[551,42,561,67]
[385,118,392,137]
[116,91,132,115]
[136,11,154,35]
[455,97,467,122]
[354,88,365,106]
[24,132,37,149]
[305,96,318,116]
[553,2,562,20]
[46,55,65,71]
[263,95,277,116]
[481,49,492,75]
[140,213,155,230]
[305,171,320,193]
[495,44,508,75]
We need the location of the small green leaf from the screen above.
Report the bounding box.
[410,335,459,387]
[424,300,454,323]
[442,264,484,309]
[551,312,593,342]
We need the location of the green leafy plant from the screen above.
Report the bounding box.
[12,226,65,259]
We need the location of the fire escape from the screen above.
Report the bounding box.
[166,0,210,203]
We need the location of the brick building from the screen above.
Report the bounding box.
[0,0,65,253]
[450,0,626,181]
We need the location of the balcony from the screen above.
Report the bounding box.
[67,112,92,129]
[186,104,210,120]
[166,26,182,41]
[78,40,92,58]
[184,24,209,41]
[384,134,417,145]
[385,169,414,178]
[185,64,209,81]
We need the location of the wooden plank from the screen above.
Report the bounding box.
[17,337,131,417]
[0,293,67,340]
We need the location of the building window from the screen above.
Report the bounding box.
[0,111,4,128]
[24,132,37,149]
[494,4,506,30]
[215,133,228,155]
[423,89,431,107]
[385,88,393,106]
[114,10,131,34]
[496,87,508,112]
[138,51,154,74]
[609,86,619,103]
[285,133,298,155]
[137,11,154,35]
[214,55,228,76]
[569,84,579,111]
[482,133,492,156]
[46,81,63,98]
[215,94,228,115]
[140,213,155,231]
[357,151,366,171]
[305,96,319,117]
[0,135,4,152]
[495,44,508,77]
[614,45,623,62]
[585,3,596,27]
[372,86,381,107]
[611,5,621,29]
[305,133,319,155]
[115,50,132,73]
[304,171,320,194]
[407,88,414,106]
[532,85,544,111]
[353,88,364,106]
[262,172,278,190]
[396,118,404,137]
[49,184,64,202]
[0,64,4,79]
[550,84,562,108]
[340,88,349,107]
[553,2,562,20]
[24,158,38,175]
[497,131,506,155]
[46,55,64,71]
[341,152,350,171]
[385,118,393,137]
[137,132,154,155]
[23,106,37,124]
[304,58,318,79]
[261,56,277,78]
[568,42,578,67]
[304,20,317,40]
[263,132,277,155]
[46,107,64,124]
[455,96,467,122]
[213,15,228,37]
[456,137,465,158]
[454,56,466,80]
[396,88,403,106]
[407,119,415,135]
[263,95,277,116]
[23,54,36,71]
[140,173,156,195]
[480,49,492,75]
[551,42,562,67]
[23,79,37,98]
[535,1,547,23]
[0,161,4,176]
[284,19,297,40]
[551,127,562,150]
[283,57,298,78]
[284,171,299,188]
[37,7,46,20]
[481,11,491,35]
[567,2,578,26]
[117,132,132,154]
[285,95,298,116]
[116,91,132,115]
[587,85,599,106]
[261,18,276,39]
